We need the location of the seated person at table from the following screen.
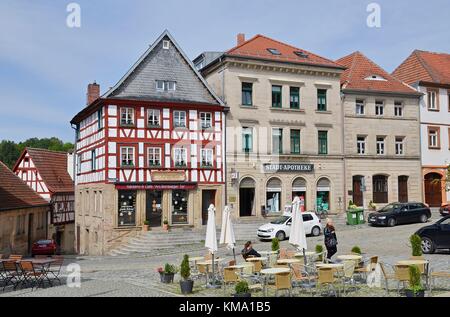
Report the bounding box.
[241,241,261,260]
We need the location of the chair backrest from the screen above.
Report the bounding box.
[3,260,18,272]
[223,267,239,283]
[242,264,254,275]
[52,255,65,266]
[253,260,262,273]
[273,264,289,268]
[275,272,291,290]
[379,262,389,279]
[318,267,335,284]
[228,260,236,267]
[197,264,208,274]
[286,251,296,259]
[370,256,378,265]
[394,265,410,282]
[291,263,303,280]
[343,260,356,278]
[204,253,212,261]
[9,255,23,261]
[279,248,288,260]
[20,261,34,273]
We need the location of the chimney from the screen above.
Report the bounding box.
[87,82,100,105]
[237,33,245,46]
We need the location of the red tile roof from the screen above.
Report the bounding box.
[392,50,450,85]
[336,51,419,95]
[226,34,344,69]
[0,161,49,211]
[14,148,74,194]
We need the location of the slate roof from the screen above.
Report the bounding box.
[0,161,49,211]
[336,51,420,95]
[392,50,450,86]
[223,34,345,69]
[13,148,74,194]
[103,30,223,106]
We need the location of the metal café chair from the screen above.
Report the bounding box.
[48,255,64,285]
[8,255,23,261]
[2,260,21,291]
[19,261,46,290]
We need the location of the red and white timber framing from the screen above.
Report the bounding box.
[15,153,51,200]
[75,99,225,186]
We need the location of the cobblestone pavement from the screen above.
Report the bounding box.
[2,213,449,297]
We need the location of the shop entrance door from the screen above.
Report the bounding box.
[398,176,409,203]
[202,190,216,225]
[146,191,163,227]
[352,176,364,207]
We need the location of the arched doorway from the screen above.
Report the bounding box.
[316,178,331,212]
[424,173,442,207]
[292,177,307,209]
[352,175,365,206]
[398,176,409,203]
[266,178,282,213]
[373,175,388,203]
[239,177,255,217]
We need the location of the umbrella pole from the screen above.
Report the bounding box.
[212,254,215,286]
[303,248,307,266]
[232,248,236,263]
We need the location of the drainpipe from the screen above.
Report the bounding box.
[341,91,347,213]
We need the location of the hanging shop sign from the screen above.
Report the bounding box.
[263,163,314,173]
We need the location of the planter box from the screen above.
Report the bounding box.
[180,280,194,294]
[161,273,175,284]
[405,290,425,297]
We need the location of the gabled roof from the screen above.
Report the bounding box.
[224,34,345,69]
[13,148,74,194]
[336,51,420,95]
[392,50,450,85]
[103,30,223,106]
[0,161,49,211]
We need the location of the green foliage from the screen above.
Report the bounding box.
[143,220,150,225]
[163,219,169,225]
[348,200,354,208]
[351,246,362,254]
[410,234,423,257]
[408,265,424,294]
[0,138,74,169]
[271,238,280,252]
[180,255,190,280]
[235,280,249,294]
[315,244,324,261]
[164,263,177,274]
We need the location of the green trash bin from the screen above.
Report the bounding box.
[346,209,358,225]
[356,208,365,224]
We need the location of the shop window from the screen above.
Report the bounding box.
[316,178,330,212]
[266,178,282,213]
[292,177,307,209]
[242,82,253,106]
[118,191,136,226]
[172,190,188,224]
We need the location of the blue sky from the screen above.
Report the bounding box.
[1,0,449,143]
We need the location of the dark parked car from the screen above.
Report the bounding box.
[368,202,431,227]
[440,204,450,217]
[415,216,450,254]
[31,239,57,256]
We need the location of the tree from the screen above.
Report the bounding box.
[0,140,20,168]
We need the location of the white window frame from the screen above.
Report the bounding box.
[77,154,82,174]
[394,102,404,117]
[200,148,213,167]
[375,101,384,116]
[357,136,366,155]
[147,109,161,127]
[163,40,170,49]
[200,112,212,129]
[120,107,134,126]
[429,130,438,148]
[356,100,365,115]
[428,90,437,110]
[148,147,162,167]
[174,147,187,167]
[156,80,176,92]
[395,137,404,155]
[120,147,135,167]
[376,137,385,155]
[91,150,96,171]
[173,111,186,128]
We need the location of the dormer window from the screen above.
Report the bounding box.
[163,40,170,50]
[365,74,387,81]
[156,80,176,91]
[294,51,309,58]
[267,48,281,55]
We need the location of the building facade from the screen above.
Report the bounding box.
[0,161,49,256]
[337,52,423,209]
[70,31,226,255]
[198,34,347,218]
[13,148,75,254]
[393,50,450,207]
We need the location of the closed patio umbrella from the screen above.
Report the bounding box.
[219,206,236,262]
[289,196,308,265]
[205,204,219,288]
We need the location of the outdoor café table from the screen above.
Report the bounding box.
[18,258,55,287]
[295,251,316,257]
[260,268,291,296]
[315,263,344,270]
[337,255,363,266]
[246,257,268,262]
[189,256,205,268]
[259,251,278,256]
[396,259,430,285]
[277,258,302,266]
[196,259,224,287]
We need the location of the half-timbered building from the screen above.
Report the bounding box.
[13,148,75,253]
[70,30,226,255]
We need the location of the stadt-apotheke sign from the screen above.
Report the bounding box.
[263,163,314,173]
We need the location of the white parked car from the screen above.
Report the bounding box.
[257,212,323,241]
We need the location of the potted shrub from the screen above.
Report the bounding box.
[315,244,324,262]
[271,238,280,252]
[368,201,377,211]
[161,263,177,283]
[405,265,425,297]
[163,219,169,231]
[233,280,251,297]
[179,255,194,294]
[143,220,150,232]
[410,234,423,257]
[351,246,362,255]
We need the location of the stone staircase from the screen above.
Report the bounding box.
[108,218,269,256]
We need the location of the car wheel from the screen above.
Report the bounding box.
[419,214,428,223]
[276,231,286,241]
[387,218,396,227]
[421,237,435,254]
[311,226,321,237]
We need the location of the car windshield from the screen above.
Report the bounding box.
[37,240,52,245]
[271,216,290,225]
[378,204,401,213]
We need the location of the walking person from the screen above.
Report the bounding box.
[324,219,338,262]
